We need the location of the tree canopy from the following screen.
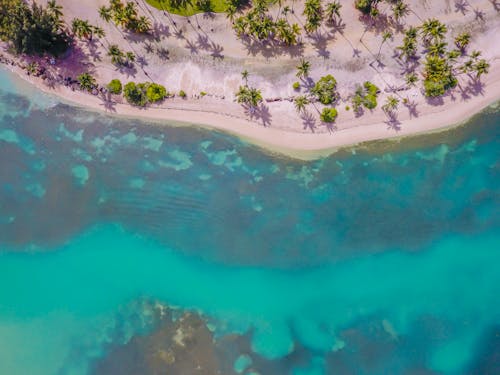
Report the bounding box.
[0,0,71,56]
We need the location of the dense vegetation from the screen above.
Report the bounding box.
[124,81,168,106]
[145,0,228,17]
[99,0,152,34]
[351,81,380,112]
[320,107,337,123]
[0,0,70,56]
[107,79,123,94]
[311,74,338,105]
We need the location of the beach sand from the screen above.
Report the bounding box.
[2,0,500,159]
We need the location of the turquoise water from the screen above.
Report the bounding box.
[0,66,499,374]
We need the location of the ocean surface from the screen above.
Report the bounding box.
[0,66,499,375]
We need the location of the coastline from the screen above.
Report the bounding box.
[4,60,499,160]
[2,0,500,160]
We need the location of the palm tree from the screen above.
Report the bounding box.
[470,50,482,60]
[473,59,490,78]
[325,1,342,25]
[226,4,237,22]
[47,0,64,27]
[108,44,125,65]
[248,87,263,108]
[455,32,471,52]
[99,6,113,23]
[405,73,418,87]
[77,73,96,92]
[296,59,311,80]
[294,95,309,113]
[125,51,136,67]
[72,19,94,40]
[392,0,409,22]
[303,0,323,34]
[382,95,399,113]
[428,41,447,57]
[421,18,447,44]
[377,30,392,58]
[135,16,151,33]
[93,26,106,39]
[241,70,249,86]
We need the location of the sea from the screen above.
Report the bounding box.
[0,66,499,375]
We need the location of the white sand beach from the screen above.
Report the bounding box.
[2,0,500,158]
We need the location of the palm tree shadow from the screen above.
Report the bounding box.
[244,103,272,127]
[99,92,117,112]
[490,0,500,12]
[309,31,335,59]
[301,111,316,132]
[385,112,401,131]
[86,39,102,62]
[117,64,137,78]
[153,22,171,38]
[185,39,199,54]
[466,77,485,96]
[403,100,419,118]
[454,0,470,14]
[324,121,337,133]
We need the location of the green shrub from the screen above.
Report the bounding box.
[179,90,187,98]
[124,82,148,106]
[292,81,300,90]
[107,79,122,95]
[363,94,378,109]
[146,83,167,103]
[320,107,338,123]
[345,105,350,111]
[351,81,380,111]
[311,75,338,105]
[364,81,379,95]
[200,91,207,97]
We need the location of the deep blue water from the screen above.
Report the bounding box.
[0,66,499,375]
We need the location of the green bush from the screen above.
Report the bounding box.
[107,79,122,95]
[124,82,148,106]
[146,83,167,103]
[311,75,338,105]
[364,81,379,95]
[351,81,380,111]
[320,107,338,123]
[179,90,187,98]
[345,105,350,111]
[423,80,445,97]
[292,81,300,90]
[200,91,207,97]
[363,94,378,109]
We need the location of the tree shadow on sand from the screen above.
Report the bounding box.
[241,36,305,59]
[403,99,419,118]
[308,31,336,59]
[301,111,317,132]
[244,103,272,127]
[385,112,402,131]
[99,91,117,113]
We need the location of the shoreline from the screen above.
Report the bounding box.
[4,60,499,160]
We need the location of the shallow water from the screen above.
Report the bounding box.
[0,66,499,375]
